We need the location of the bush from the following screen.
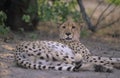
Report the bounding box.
[37,0,82,22]
[0,11,10,35]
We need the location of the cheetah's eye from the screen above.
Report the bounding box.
[72,26,75,29]
[62,26,66,29]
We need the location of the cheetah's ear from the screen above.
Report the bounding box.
[56,21,63,28]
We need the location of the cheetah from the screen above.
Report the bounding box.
[15,19,120,72]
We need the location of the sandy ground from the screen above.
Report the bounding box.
[0,37,120,78]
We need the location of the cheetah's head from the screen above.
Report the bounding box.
[58,19,82,41]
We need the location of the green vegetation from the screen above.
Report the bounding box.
[37,0,81,22]
[22,14,31,23]
[106,0,120,5]
[28,33,38,39]
[80,29,89,38]
[0,0,84,37]
[0,11,10,36]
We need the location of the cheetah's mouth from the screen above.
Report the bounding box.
[65,37,72,40]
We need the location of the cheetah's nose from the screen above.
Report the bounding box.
[66,32,71,36]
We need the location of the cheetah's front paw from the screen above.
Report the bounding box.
[73,61,82,72]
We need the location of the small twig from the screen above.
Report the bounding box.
[95,3,112,27]
[90,1,103,19]
[98,6,117,23]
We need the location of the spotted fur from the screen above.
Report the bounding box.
[15,41,82,71]
[15,19,120,72]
